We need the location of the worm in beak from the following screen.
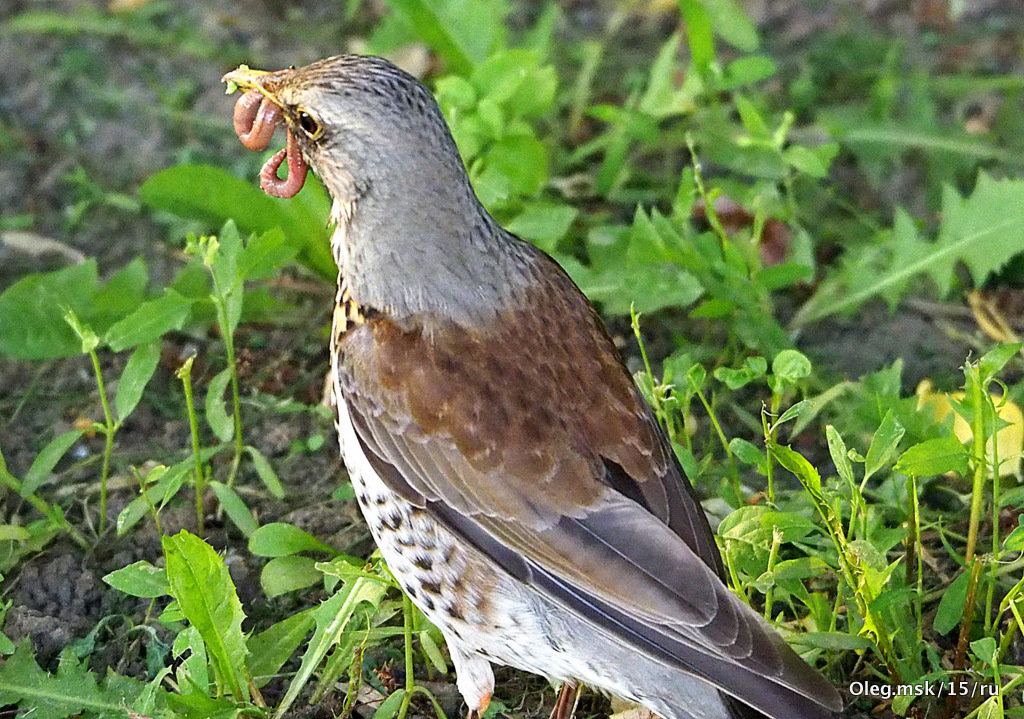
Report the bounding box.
[230,89,309,198]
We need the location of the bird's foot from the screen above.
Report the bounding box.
[549,682,580,719]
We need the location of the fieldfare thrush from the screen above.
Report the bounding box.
[223,55,843,719]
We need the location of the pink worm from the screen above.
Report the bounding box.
[232,89,309,198]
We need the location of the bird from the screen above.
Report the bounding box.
[222,55,843,719]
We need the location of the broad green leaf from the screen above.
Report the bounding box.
[246,611,314,688]
[505,203,578,253]
[374,689,407,719]
[260,555,322,597]
[760,511,819,543]
[970,637,997,665]
[895,436,970,478]
[245,446,285,498]
[788,632,873,651]
[419,629,448,673]
[382,0,474,74]
[769,441,822,494]
[979,342,1022,382]
[714,356,766,389]
[238,228,297,280]
[88,256,149,330]
[863,410,904,483]
[0,260,98,359]
[772,349,812,383]
[678,0,714,72]
[702,0,759,51]
[104,289,194,351]
[776,400,812,427]
[139,165,334,280]
[729,437,766,473]
[826,425,856,487]
[249,522,335,557]
[115,340,160,421]
[1004,516,1024,552]
[209,481,258,537]
[102,561,169,598]
[205,368,234,443]
[933,569,970,635]
[23,430,85,496]
[162,530,249,701]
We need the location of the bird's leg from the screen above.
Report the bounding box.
[549,682,580,719]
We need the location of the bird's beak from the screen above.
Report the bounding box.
[221,65,285,104]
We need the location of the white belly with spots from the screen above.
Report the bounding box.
[330,381,730,719]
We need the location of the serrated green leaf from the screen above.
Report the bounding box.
[102,561,169,598]
[798,175,1024,324]
[104,289,194,351]
[0,642,153,719]
[274,574,389,717]
[162,530,249,701]
[115,340,160,421]
[205,368,234,443]
[248,522,335,557]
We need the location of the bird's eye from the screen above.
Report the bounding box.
[296,109,322,139]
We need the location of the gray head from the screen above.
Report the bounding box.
[229,55,534,321]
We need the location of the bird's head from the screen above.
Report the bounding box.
[224,55,520,321]
[223,55,473,213]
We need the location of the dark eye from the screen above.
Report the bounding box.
[296,109,322,139]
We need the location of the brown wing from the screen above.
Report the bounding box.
[336,248,840,719]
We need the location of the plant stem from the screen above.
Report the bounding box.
[88,348,116,533]
[964,364,987,566]
[177,356,205,533]
[396,592,416,719]
[210,285,244,488]
[0,448,89,548]
[761,408,775,504]
[763,526,781,621]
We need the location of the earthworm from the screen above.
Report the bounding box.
[259,127,308,198]
[232,89,309,198]
[233,90,281,151]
